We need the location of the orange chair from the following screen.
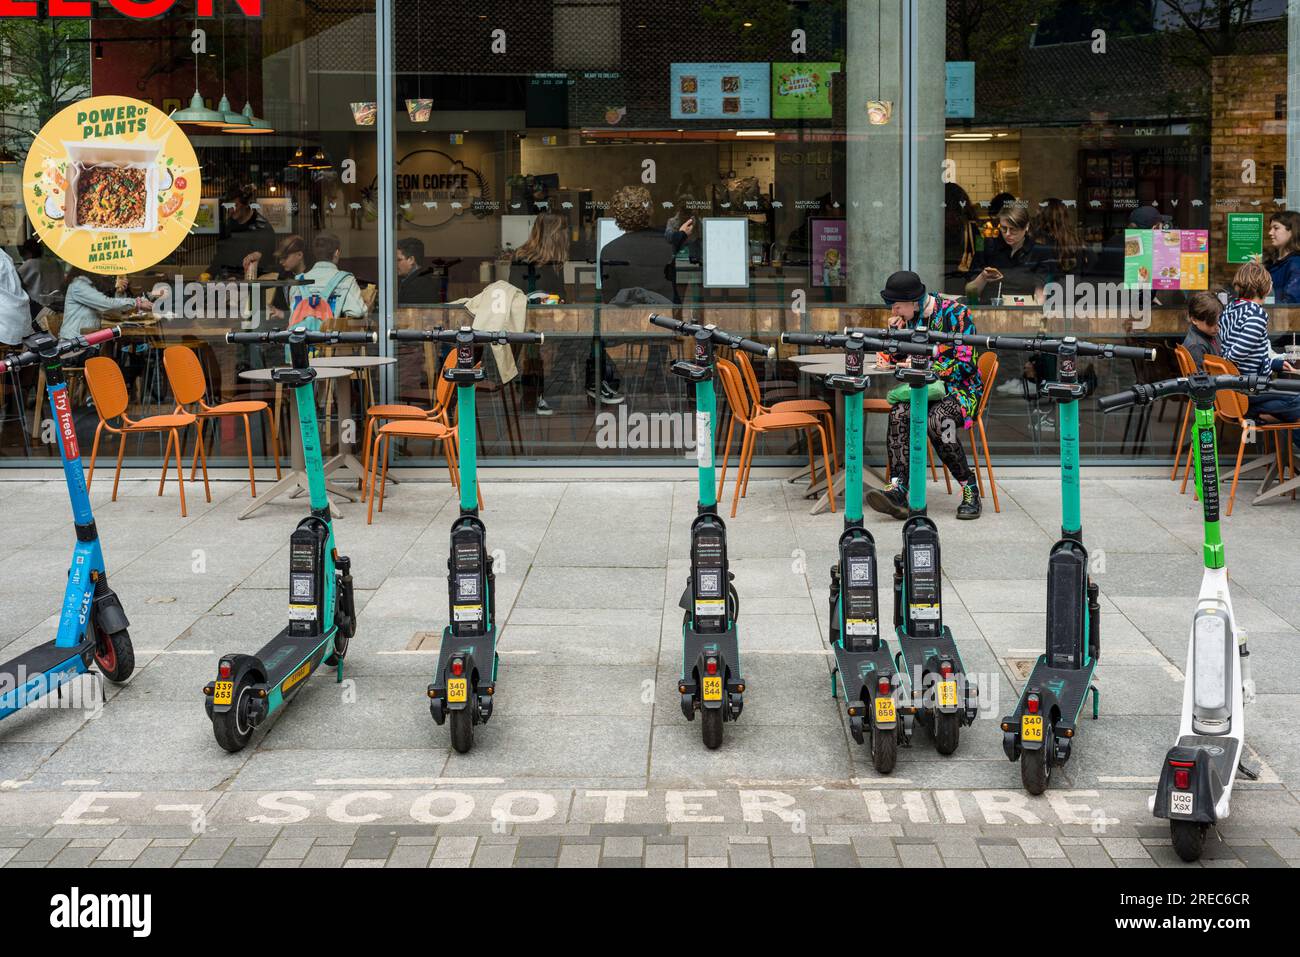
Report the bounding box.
[361,346,456,487]
[733,350,839,470]
[967,350,1001,513]
[163,346,281,498]
[364,356,472,523]
[83,356,208,517]
[716,357,835,517]
[1200,355,1298,514]
[1169,344,1197,484]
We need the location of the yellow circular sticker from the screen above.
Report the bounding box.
[23,95,201,275]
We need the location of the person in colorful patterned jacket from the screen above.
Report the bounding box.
[867,270,985,520]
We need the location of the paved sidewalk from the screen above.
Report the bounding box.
[0,472,1296,867]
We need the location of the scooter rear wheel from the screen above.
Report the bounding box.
[871,725,898,774]
[212,681,255,753]
[93,626,135,684]
[449,707,474,754]
[933,710,960,755]
[1170,820,1207,863]
[701,707,723,750]
[1021,741,1051,794]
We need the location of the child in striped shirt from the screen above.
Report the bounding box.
[1219,262,1300,450]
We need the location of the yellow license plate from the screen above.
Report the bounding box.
[1022,714,1043,742]
[213,680,233,706]
[875,696,896,723]
[447,678,468,703]
[702,676,723,701]
[937,680,958,708]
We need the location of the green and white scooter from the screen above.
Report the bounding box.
[1100,371,1300,860]
[204,326,374,752]
[649,314,772,749]
[391,324,544,754]
[848,324,983,757]
[781,329,938,772]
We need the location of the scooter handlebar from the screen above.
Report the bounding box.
[0,326,122,373]
[647,313,775,359]
[226,329,378,345]
[1097,373,1297,412]
[783,331,937,357]
[389,328,544,345]
[850,327,1155,362]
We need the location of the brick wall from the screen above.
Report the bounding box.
[946,139,1020,207]
[1210,53,1287,288]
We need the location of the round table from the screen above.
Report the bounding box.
[237,366,355,520]
[310,355,396,488]
[793,356,899,514]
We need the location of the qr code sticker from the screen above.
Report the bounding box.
[850,560,871,584]
[913,548,933,570]
[698,570,721,595]
[457,577,479,600]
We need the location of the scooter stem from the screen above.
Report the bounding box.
[844,390,864,524]
[458,382,479,513]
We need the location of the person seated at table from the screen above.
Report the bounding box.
[208,183,278,280]
[0,252,33,347]
[964,201,1052,306]
[288,232,368,328]
[866,270,985,521]
[61,268,151,339]
[1182,290,1223,371]
[396,237,442,305]
[1218,261,1300,452]
[242,234,307,319]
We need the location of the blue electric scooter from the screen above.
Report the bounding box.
[0,327,134,722]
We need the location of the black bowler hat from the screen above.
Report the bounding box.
[880,270,926,304]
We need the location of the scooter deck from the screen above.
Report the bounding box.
[831,642,893,703]
[256,627,332,688]
[1009,655,1097,726]
[896,629,966,677]
[682,623,741,681]
[0,637,95,715]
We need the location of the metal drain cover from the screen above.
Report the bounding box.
[406,631,439,651]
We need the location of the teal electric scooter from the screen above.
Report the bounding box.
[649,314,772,749]
[781,329,937,772]
[203,326,374,752]
[391,324,544,754]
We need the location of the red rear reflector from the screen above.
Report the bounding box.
[450,658,464,677]
[1174,768,1190,791]
[877,676,891,695]
[1027,694,1040,714]
[939,661,954,679]
[218,662,232,679]
[705,657,718,676]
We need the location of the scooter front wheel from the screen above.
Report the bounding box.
[933,710,960,755]
[701,707,723,750]
[93,626,135,683]
[1170,820,1207,863]
[1021,742,1051,794]
[212,681,255,753]
[449,708,474,754]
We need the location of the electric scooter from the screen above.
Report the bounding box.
[203,326,374,752]
[848,324,985,757]
[860,330,1154,792]
[650,314,772,749]
[391,324,544,754]
[780,329,937,772]
[0,328,134,721]
[1099,371,1300,861]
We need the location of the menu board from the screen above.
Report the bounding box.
[702,218,749,288]
[811,219,846,286]
[670,63,770,120]
[772,63,837,119]
[1226,213,1264,264]
[1124,229,1209,290]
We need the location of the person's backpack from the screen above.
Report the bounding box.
[287,269,349,333]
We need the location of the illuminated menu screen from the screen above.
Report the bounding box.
[670,63,770,120]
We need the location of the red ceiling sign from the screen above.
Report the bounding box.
[0,0,262,16]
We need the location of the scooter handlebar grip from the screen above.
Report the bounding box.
[781,332,825,346]
[334,332,377,344]
[1102,343,1157,361]
[1096,389,1139,413]
[648,313,685,333]
[83,327,121,347]
[225,331,271,344]
[738,337,774,359]
[1267,377,1300,393]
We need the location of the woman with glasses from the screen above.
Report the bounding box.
[963,200,1052,305]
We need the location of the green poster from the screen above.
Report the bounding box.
[1123,229,1153,288]
[772,63,837,119]
[1226,213,1264,264]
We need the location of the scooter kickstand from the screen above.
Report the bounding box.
[1237,758,1260,781]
